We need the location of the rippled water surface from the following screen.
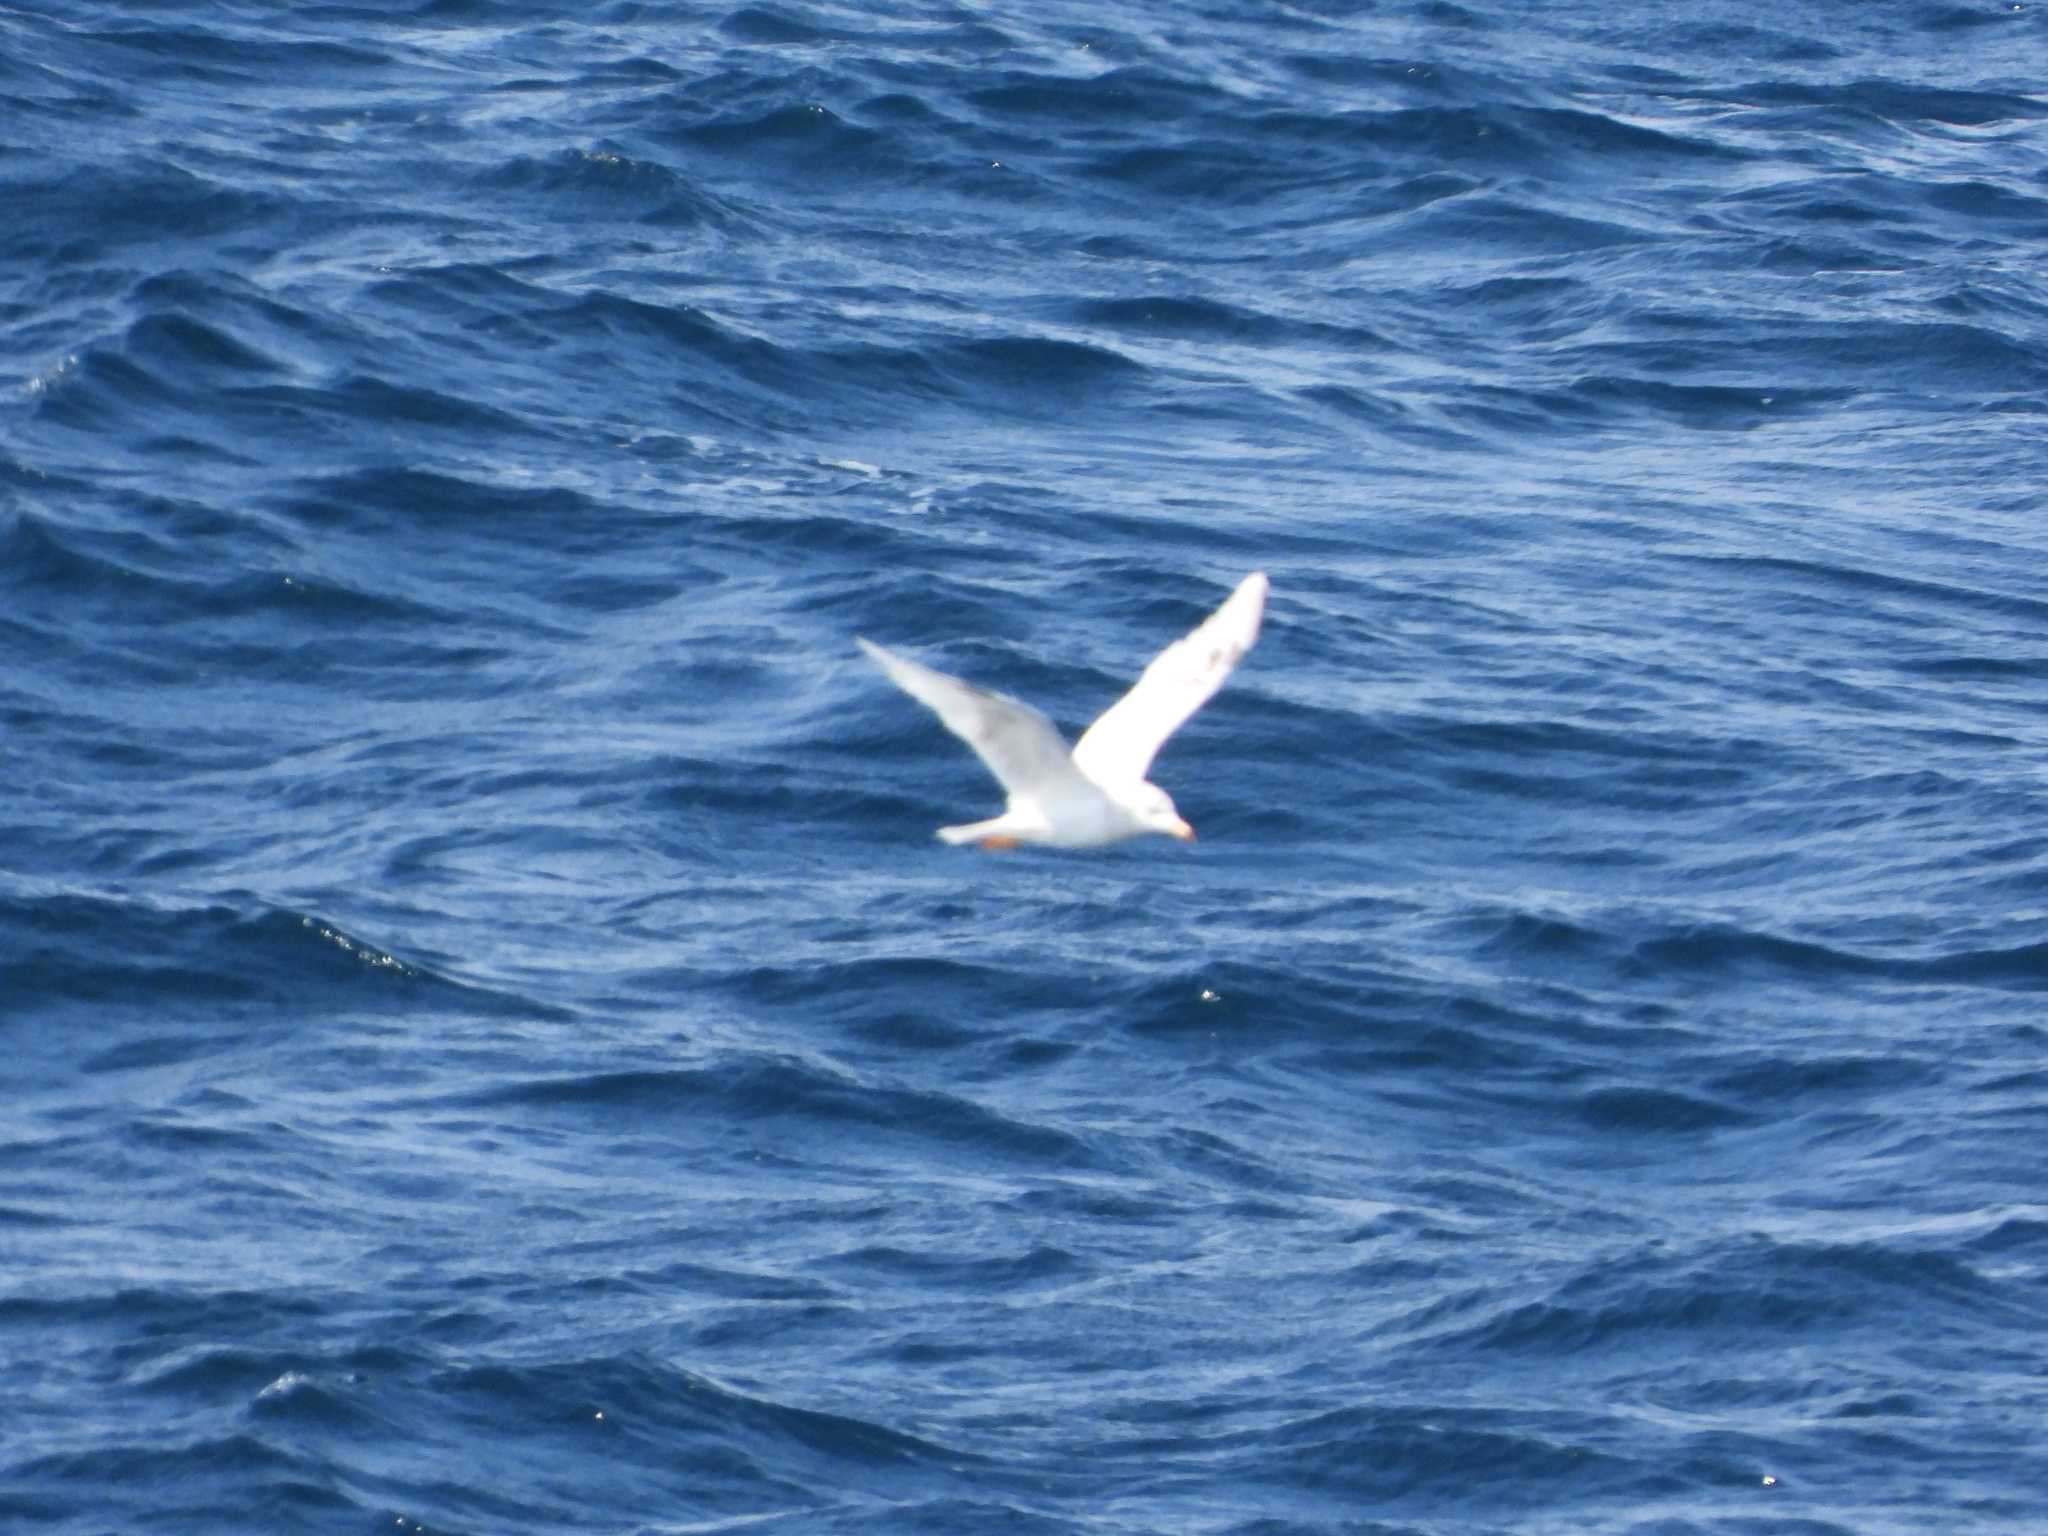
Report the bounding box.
[5,2,2047,1532]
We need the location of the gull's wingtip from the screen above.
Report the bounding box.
[1218,570,1269,642]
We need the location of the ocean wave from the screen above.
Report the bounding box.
[464,1056,1100,1168]
[0,889,565,1023]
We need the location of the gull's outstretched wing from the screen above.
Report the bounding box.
[1070,571,1267,785]
[858,638,1082,800]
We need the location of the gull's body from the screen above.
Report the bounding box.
[858,571,1267,849]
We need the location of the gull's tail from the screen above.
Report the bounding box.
[937,816,1012,845]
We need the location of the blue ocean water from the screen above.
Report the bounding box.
[5,0,2048,1531]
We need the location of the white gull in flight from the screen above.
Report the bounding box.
[858,571,1267,849]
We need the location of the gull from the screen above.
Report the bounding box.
[858,571,1267,849]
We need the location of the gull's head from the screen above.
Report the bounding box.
[1131,782,1196,843]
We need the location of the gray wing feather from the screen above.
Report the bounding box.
[857,638,1082,800]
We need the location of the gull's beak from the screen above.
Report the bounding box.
[1170,819,1196,842]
